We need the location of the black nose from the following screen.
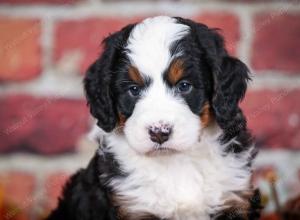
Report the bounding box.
[148,126,172,144]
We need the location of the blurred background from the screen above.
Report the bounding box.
[0,0,299,219]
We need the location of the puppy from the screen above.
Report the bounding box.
[47,16,261,220]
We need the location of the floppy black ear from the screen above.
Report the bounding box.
[84,58,116,132]
[84,24,135,132]
[212,56,250,135]
[186,19,250,137]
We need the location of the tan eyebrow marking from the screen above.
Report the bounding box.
[167,59,184,85]
[128,66,144,85]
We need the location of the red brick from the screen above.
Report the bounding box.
[193,12,240,55]
[241,89,300,149]
[0,172,35,220]
[54,17,143,74]
[0,17,41,82]
[44,172,69,211]
[0,0,80,4]
[252,13,300,74]
[0,95,89,154]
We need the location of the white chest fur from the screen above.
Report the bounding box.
[104,133,252,220]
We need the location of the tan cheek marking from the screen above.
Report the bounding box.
[168,59,184,85]
[200,103,214,127]
[118,113,126,126]
[116,113,126,133]
[128,66,144,85]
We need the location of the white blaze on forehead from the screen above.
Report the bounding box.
[126,16,190,78]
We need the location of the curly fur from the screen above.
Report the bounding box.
[47,16,262,220]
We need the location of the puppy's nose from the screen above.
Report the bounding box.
[148,125,172,144]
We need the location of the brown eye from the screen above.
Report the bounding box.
[176,81,192,94]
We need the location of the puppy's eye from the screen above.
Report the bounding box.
[128,85,141,97]
[176,81,192,94]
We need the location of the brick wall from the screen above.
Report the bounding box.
[0,0,300,219]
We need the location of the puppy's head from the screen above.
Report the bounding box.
[84,16,249,155]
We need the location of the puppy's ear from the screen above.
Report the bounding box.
[212,56,250,135]
[189,20,250,135]
[84,59,116,132]
[202,28,250,135]
[84,24,135,132]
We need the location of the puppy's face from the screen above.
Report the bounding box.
[118,19,211,154]
[119,57,208,155]
[84,16,249,156]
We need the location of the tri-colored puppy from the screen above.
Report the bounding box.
[47,16,261,220]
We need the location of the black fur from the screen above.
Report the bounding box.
[175,18,252,153]
[47,17,261,220]
[47,151,261,220]
[84,24,136,132]
[47,153,119,220]
[213,190,262,220]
